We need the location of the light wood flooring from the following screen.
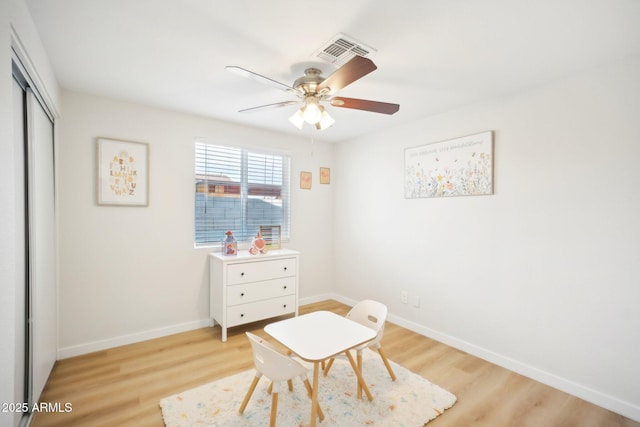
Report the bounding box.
[32,300,638,427]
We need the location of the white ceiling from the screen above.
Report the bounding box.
[25,0,640,143]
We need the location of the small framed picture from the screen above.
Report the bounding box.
[320,167,330,184]
[259,225,282,249]
[300,171,312,189]
[97,137,149,206]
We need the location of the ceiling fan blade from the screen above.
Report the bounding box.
[238,100,300,113]
[330,97,400,115]
[316,56,378,95]
[226,66,303,97]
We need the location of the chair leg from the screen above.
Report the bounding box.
[267,382,273,394]
[239,375,260,414]
[344,350,373,401]
[377,347,397,381]
[323,358,335,376]
[269,392,278,427]
[357,350,363,399]
[302,378,325,421]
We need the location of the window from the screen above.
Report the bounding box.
[195,141,290,246]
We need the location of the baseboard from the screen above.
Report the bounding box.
[383,310,640,423]
[55,294,640,422]
[299,293,338,306]
[57,319,211,359]
[308,294,640,422]
[58,296,336,360]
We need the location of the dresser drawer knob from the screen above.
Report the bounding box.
[283,267,287,271]
[240,313,244,318]
[283,304,287,308]
[283,285,287,290]
[240,292,245,297]
[240,272,245,277]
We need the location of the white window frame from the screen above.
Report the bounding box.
[194,139,290,247]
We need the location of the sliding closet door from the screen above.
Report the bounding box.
[26,88,57,405]
[12,74,27,425]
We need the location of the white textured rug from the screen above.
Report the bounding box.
[160,349,456,426]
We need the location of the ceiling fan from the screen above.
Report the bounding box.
[226,56,399,130]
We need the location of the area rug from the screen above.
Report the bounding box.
[160,349,456,426]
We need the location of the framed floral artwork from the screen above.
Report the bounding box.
[404,131,493,198]
[300,171,312,190]
[320,167,330,184]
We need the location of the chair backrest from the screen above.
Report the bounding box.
[246,332,307,382]
[346,300,388,346]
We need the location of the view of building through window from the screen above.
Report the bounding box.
[194,141,290,246]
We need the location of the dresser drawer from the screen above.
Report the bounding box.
[227,277,295,306]
[226,295,296,327]
[227,257,296,285]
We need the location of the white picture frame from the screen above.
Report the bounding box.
[404,131,493,198]
[97,137,149,206]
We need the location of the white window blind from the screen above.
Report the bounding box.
[195,141,290,246]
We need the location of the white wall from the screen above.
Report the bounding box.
[57,91,334,357]
[333,56,640,420]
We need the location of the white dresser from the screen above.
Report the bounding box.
[209,249,299,341]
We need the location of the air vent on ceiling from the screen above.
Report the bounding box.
[313,33,376,67]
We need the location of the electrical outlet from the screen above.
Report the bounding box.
[401,291,408,304]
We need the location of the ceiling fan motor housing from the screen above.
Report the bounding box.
[293,68,325,95]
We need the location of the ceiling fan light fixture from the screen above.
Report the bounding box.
[302,97,322,124]
[290,102,335,130]
[318,110,335,130]
[288,109,305,129]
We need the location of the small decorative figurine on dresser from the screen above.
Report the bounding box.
[222,231,237,256]
[249,232,268,255]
